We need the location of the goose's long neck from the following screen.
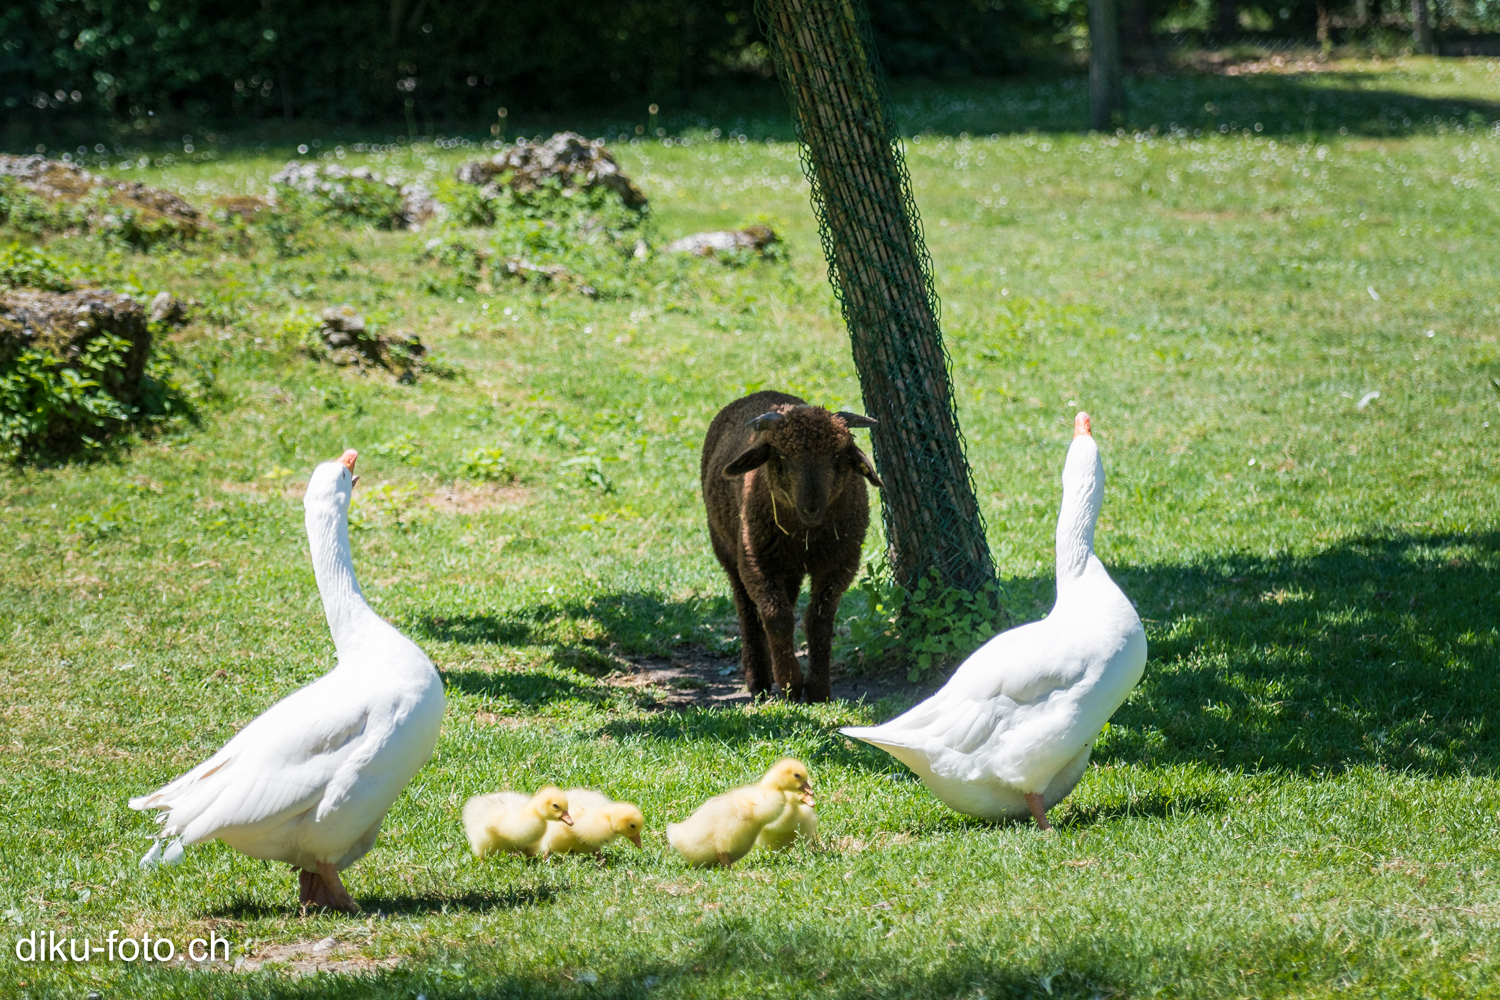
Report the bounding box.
[306,503,377,652]
[1055,486,1096,590]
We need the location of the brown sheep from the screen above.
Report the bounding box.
[700,390,882,702]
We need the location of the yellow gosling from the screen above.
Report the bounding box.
[535,788,644,856]
[667,757,815,867]
[462,786,571,858]
[755,758,818,851]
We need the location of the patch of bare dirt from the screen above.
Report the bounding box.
[602,647,936,709]
[215,478,530,512]
[231,937,402,977]
[426,481,530,513]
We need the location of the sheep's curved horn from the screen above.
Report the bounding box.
[834,412,878,429]
[745,412,785,432]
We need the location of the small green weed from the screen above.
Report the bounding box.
[0,241,72,291]
[460,445,513,482]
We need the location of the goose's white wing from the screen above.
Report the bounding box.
[129,671,377,845]
[842,618,1067,756]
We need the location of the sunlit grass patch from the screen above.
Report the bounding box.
[2,61,1499,997]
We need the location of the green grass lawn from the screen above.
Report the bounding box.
[3,55,1500,998]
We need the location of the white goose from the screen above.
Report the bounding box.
[129,450,445,913]
[842,413,1145,830]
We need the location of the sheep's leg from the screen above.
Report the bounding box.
[736,556,802,701]
[760,595,803,701]
[746,572,802,701]
[725,571,773,698]
[803,573,849,703]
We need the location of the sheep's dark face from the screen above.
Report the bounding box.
[724,407,882,527]
[771,449,845,526]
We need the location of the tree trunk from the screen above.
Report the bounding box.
[754,0,996,595]
[1090,0,1125,131]
[1217,0,1238,38]
[1317,3,1331,49]
[1411,0,1434,53]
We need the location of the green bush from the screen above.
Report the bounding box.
[0,336,136,458]
[420,185,655,302]
[0,339,199,461]
[0,245,197,459]
[836,560,1009,680]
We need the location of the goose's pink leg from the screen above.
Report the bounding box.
[298,868,319,906]
[317,862,361,914]
[299,863,361,915]
[1024,793,1053,832]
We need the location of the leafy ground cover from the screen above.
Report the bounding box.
[2,56,1500,998]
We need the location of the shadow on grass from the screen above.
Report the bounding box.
[424,531,1499,781]
[442,666,612,708]
[358,885,566,915]
[1056,788,1232,829]
[886,70,1500,137]
[1097,530,1500,778]
[814,529,1499,783]
[407,592,736,658]
[165,916,1171,999]
[204,886,562,920]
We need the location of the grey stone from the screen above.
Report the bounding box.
[456,133,646,209]
[149,291,188,326]
[663,225,779,257]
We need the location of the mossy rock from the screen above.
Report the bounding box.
[1,289,151,401]
[0,155,201,245]
[0,289,155,457]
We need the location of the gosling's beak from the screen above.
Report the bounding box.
[627,832,642,848]
[560,812,574,827]
[800,790,816,806]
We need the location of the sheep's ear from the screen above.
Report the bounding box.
[725,443,773,477]
[847,445,883,488]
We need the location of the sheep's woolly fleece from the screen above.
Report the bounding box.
[755,405,852,456]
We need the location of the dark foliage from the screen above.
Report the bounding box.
[1,0,1077,128]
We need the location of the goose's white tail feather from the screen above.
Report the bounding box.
[139,837,184,869]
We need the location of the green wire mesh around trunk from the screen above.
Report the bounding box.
[755,0,995,594]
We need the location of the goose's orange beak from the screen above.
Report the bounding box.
[1073,412,1092,438]
[339,449,358,472]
